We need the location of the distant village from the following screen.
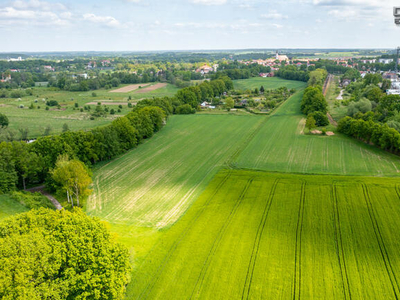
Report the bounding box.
[2,51,400,95]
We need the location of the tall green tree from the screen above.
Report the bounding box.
[51,155,92,207]
[306,115,316,132]
[225,97,234,111]
[301,86,328,115]
[0,208,131,300]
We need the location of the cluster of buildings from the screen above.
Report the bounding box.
[44,65,55,71]
[7,57,23,62]
[195,64,219,75]
[86,60,112,70]
[0,74,11,83]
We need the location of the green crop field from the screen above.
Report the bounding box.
[234,89,400,176]
[233,77,306,91]
[0,195,28,221]
[86,114,264,228]
[0,83,178,139]
[127,169,400,299]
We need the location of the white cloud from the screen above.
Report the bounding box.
[328,9,357,20]
[0,7,36,19]
[261,10,288,20]
[60,12,72,19]
[271,23,283,28]
[83,13,121,28]
[190,0,227,5]
[12,0,67,11]
[0,6,70,25]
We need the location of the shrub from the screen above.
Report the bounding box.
[308,111,329,127]
[10,191,53,209]
[10,90,24,98]
[176,104,196,114]
[46,100,59,107]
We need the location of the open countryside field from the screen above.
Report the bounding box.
[87,114,265,228]
[234,88,400,176]
[134,82,168,93]
[128,169,400,299]
[0,83,179,138]
[110,83,150,93]
[233,77,307,91]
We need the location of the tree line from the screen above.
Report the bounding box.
[338,116,400,153]
[0,76,233,194]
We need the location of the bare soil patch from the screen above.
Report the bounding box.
[135,83,167,93]
[110,84,150,93]
[86,101,130,105]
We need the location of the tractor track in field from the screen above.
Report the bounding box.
[135,171,233,300]
[293,181,306,300]
[189,178,254,300]
[241,179,280,300]
[332,182,352,300]
[395,184,400,200]
[361,184,400,299]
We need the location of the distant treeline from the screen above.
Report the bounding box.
[0,76,233,193]
[212,62,271,80]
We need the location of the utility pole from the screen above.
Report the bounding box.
[396,47,400,75]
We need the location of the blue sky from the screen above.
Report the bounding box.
[0,0,399,51]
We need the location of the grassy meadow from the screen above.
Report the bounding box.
[234,77,306,91]
[0,83,178,138]
[234,88,400,176]
[128,169,400,299]
[87,114,264,228]
[0,195,28,221]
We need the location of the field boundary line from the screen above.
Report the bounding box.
[241,179,280,300]
[293,181,306,300]
[332,182,351,300]
[134,171,233,300]
[361,184,400,299]
[227,89,305,168]
[189,178,255,300]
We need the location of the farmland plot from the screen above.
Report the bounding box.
[235,90,400,176]
[233,77,307,91]
[127,170,400,299]
[86,114,264,228]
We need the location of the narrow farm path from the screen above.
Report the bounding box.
[323,74,338,126]
[26,185,63,210]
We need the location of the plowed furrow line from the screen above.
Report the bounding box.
[241,179,280,300]
[332,183,351,300]
[293,181,306,300]
[362,184,400,299]
[189,178,254,300]
[135,171,233,300]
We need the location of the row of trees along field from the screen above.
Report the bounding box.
[0,76,234,195]
[275,60,353,83]
[336,72,400,153]
[0,73,234,299]
[299,69,330,129]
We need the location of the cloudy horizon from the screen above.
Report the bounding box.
[1,0,399,52]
